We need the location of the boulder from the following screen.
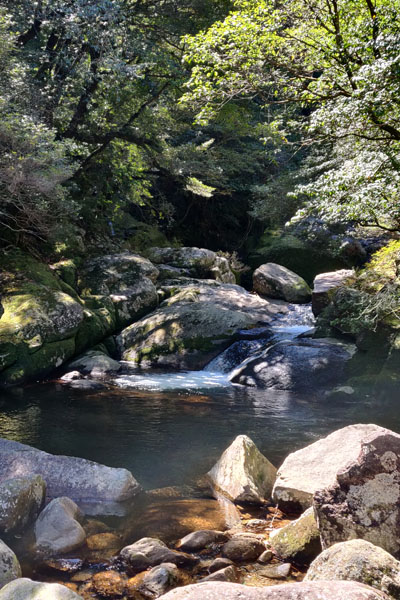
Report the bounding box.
[272,424,385,512]
[177,530,229,552]
[78,252,159,329]
[230,338,354,391]
[222,533,266,562]
[0,540,21,589]
[207,435,277,504]
[253,263,311,303]
[0,437,141,504]
[120,538,199,570]
[35,497,86,554]
[118,281,285,370]
[157,581,390,599]
[68,351,120,375]
[312,270,354,316]
[0,578,83,598]
[306,540,400,598]
[269,507,321,564]
[0,475,46,534]
[145,247,235,283]
[313,427,400,556]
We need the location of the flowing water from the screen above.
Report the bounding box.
[0,304,399,498]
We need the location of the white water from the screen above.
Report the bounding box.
[114,303,315,392]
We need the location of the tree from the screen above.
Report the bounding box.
[183,0,400,230]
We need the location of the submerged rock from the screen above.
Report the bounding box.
[269,507,321,564]
[118,281,285,370]
[0,475,45,534]
[0,578,83,598]
[207,435,277,504]
[0,540,21,589]
[0,437,141,504]
[313,426,400,556]
[306,540,400,598]
[231,338,354,391]
[272,424,383,512]
[157,580,390,599]
[92,571,126,598]
[35,497,86,554]
[253,263,311,303]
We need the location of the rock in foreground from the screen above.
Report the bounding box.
[269,507,321,564]
[253,263,311,303]
[35,497,86,554]
[314,427,400,556]
[0,438,141,504]
[0,578,83,598]
[207,435,276,504]
[158,581,390,599]
[306,540,400,598]
[272,424,386,512]
[0,540,21,589]
[0,475,45,534]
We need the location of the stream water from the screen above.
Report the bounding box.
[0,304,399,499]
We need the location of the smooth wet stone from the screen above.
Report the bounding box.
[0,437,141,504]
[60,371,81,381]
[139,563,180,597]
[68,351,121,375]
[253,263,311,303]
[157,580,390,600]
[222,534,266,562]
[120,538,199,570]
[0,540,21,589]
[41,558,84,574]
[258,563,291,579]
[200,566,238,583]
[207,435,277,504]
[313,426,400,556]
[306,540,400,598]
[177,530,229,552]
[269,507,321,564]
[0,475,46,534]
[272,424,386,512]
[0,578,83,599]
[312,269,354,316]
[91,571,126,598]
[209,558,234,573]
[257,551,273,564]
[35,497,86,554]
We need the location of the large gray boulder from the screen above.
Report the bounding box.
[253,263,311,303]
[0,437,141,504]
[230,338,354,391]
[118,281,286,370]
[120,538,199,570]
[0,540,21,589]
[0,578,83,599]
[0,475,45,534]
[272,424,385,512]
[313,427,400,556]
[78,252,159,329]
[306,540,400,598]
[158,581,390,599]
[145,247,235,284]
[312,269,354,316]
[269,507,321,564]
[35,497,86,554]
[207,435,277,504]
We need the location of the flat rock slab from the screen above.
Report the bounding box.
[272,424,385,512]
[158,581,390,599]
[314,427,400,556]
[312,269,354,316]
[0,437,141,504]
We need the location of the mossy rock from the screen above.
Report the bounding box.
[51,260,77,289]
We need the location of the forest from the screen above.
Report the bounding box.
[0,2,400,599]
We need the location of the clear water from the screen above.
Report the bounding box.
[0,304,399,493]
